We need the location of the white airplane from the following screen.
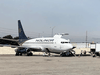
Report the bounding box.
[15,20,76,56]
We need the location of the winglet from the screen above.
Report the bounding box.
[18,20,28,44]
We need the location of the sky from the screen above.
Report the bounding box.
[0,0,100,42]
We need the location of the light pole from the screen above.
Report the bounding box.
[38,33,40,37]
[86,31,88,48]
[51,26,55,37]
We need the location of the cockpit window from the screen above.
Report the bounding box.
[61,42,69,44]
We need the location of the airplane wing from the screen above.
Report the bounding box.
[0,38,19,46]
[0,38,18,42]
[18,46,42,51]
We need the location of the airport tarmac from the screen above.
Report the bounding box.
[0,55,100,75]
[0,47,90,55]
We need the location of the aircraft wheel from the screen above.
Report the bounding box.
[27,53,29,56]
[60,53,65,57]
[92,54,96,57]
[48,52,51,57]
[90,52,93,56]
[15,52,19,56]
[60,54,63,57]
[29,52,33,56]
[98,52,100,56]
[20,53,22,56]
[27,52,33,56]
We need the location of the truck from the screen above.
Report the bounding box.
[90,43,100,57]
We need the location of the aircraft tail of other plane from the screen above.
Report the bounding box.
[18,20,28,44]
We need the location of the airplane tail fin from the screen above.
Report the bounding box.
[18,20,28,44]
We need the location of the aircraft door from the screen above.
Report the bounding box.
[53,42,61,51]
[60,44,63,49]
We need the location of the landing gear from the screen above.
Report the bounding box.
[60,52,68,57]
[20,53,22,56]
[44,52,51,57]
[48,52,51,57]
[27,52,33,56]
[60,53,64,57]
[15,52,19,56]
[15,52,23,56]
[44,48,51,57]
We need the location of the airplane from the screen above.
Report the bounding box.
[14,20,76,56]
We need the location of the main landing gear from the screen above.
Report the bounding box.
[43,48,51,57]
[27,52,33,56]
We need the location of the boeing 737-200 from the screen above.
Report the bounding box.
[14,20,75,56]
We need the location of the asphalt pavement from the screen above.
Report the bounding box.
[0,55,100,75]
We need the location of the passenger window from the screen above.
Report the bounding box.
[61,42,68,44]
[61,42,64,44]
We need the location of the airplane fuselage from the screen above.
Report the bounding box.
[22,36,73,53]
